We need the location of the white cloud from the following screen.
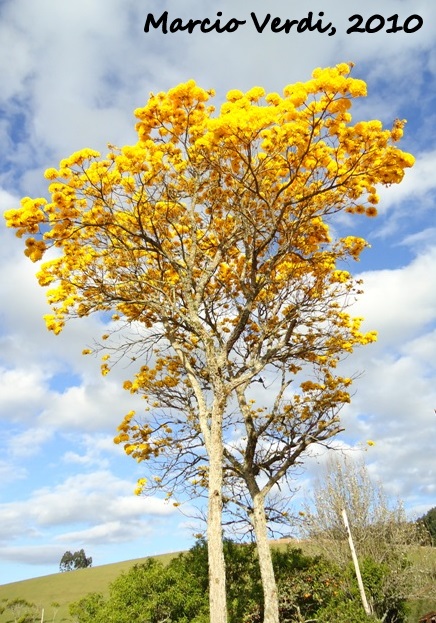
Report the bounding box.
[9,427,55,459]
[328,247,436,512]
[55,519,152,545]
[354,246,436,347]
[0,544,66,566]
[0,367,50,423]
[1,0,435,194]
[400,227,436,250]
[40,382,126,432]
[0,460,27,485]
[0,229,147,436]
[0,471,178,548]
[0,506,38,544]
[0,18,33,103]
[61,433,123,469]
[283,244,436,519]
[0,187,18,210]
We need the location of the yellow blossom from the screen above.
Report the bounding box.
[3,67,414,529]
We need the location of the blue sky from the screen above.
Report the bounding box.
[0,0,435,584]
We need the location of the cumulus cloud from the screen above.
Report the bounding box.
[1,0,436,196]
[0,471,178,551]
[55,520,152,545]
[0,460,27,485]
[28,471,174,525]
[328,247,436,510]
[62,433,119,468]
[354,246,436,346]
[8,427,55,459]
[286,243,436,519]
[40,380,135,432]
[0,545,67,566]
[0,367,50,423]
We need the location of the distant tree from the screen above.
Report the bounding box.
[73,548,93,569]
[418,506,436,546]
[59,550,74,572]
[60,549,92,572]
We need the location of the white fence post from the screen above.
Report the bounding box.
[341,508,373,617]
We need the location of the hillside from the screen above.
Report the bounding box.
[0,551,179,622]
[0,541,296,622]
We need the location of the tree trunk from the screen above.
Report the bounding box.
[207,411,228,623]
[251,492,280,623]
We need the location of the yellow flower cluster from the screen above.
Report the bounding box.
[2,65,415,470]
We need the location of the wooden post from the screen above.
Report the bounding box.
[341,508,372,617]
[40,608,44,623]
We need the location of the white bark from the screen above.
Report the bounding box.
[207,410,228,623]
[172,337,228,623]
[251,492,280,623]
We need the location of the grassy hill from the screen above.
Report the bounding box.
[0,551,179,623]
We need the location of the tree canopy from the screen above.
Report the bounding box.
[60,549,93,572]
[418,507,436,546]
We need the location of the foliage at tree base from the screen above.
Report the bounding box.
[68,539,412,623]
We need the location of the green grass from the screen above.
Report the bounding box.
[0,551,181,623]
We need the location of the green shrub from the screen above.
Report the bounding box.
[354,557,409,623]
[69,556,209,623]
[317,599,380,622]
[69,592,105,623]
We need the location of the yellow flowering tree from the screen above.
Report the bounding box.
[5,64,414,623]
